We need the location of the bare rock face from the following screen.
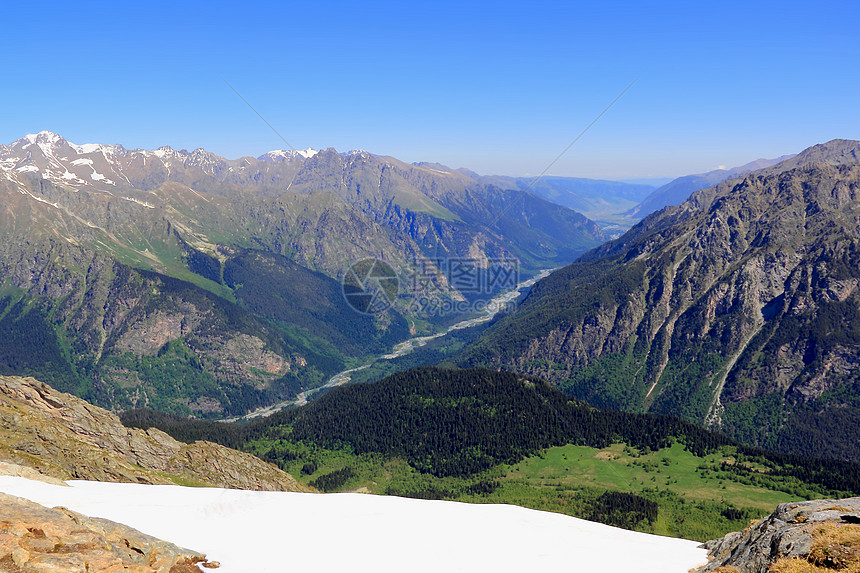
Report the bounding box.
[0,491,213,572]
[696,496,860,572]
[462,147,860,461]
[0,375,312,492]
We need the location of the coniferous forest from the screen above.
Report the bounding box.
[122,366,860,538]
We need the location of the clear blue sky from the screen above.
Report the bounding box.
[2,0,857,179]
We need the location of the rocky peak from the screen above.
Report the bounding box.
[20,131,65,146]
[260,148,318,161]
[759,138,860,176]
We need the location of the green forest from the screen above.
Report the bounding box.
[122,366,860,540]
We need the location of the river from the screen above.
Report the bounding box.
[224,268,553,421]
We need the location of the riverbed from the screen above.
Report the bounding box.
[225,268,553,421]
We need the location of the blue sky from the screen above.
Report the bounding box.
[2,0,857,179]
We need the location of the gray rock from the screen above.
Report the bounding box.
[696,496,860,572]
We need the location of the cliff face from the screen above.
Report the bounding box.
[0,491,213,572]
[0,375,311,492]
[697,497,860,573]
[462,141,860,460]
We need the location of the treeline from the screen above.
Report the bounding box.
[309,467,356,492]
[121,367,860,495]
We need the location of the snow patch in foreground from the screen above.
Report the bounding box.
[0,477,707,573]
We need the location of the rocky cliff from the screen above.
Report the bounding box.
[0,375,311,492]
[461,140,860,461]
[0,491,213,572]
[697,496,860,572]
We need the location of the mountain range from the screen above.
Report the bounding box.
[0,131,604,416]
[626,155,796,219]
[4,130,860,468]
[468,155,793,237]
[459,139,860,461]
[458,172,656,227]
[0,131,604,279]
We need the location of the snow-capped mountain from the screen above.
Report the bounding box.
[0,130,605,416]
[0,131,313,194]
[0,131,604,279]
[261,147,319,161]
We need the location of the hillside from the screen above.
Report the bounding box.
[0,374,310,491]
[627,155,794,219]
[0,131,606,415]
[0,244,405,415]
[458,140,860,461]
[0,477,709,573]
[123,367,860,541]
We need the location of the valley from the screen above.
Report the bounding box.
[227,266,554,420]
[121,367,860,543]
[1,136,859,571]
[3,3,859,572]
[459,141,860,463]
[0,131,602,417]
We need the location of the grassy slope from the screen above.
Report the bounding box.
[125,367,858,541]
[261,439,818,542]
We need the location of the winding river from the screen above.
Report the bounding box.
[226,268,553,421]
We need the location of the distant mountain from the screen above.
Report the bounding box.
[627,155,795,219]
[459,139,860,462]
[456,171,655,224]
[0,132,604,280]
[0,132,605,415]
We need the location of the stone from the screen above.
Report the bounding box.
[0,492,213,572]
[696,496,860,572]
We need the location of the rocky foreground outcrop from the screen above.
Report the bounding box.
[0,375,312,492]
[0,491,214,572]
[696,496,860,572]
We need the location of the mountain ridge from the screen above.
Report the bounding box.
[0,374,311,491]
[0,130,606,415]
[626,154,796,219]
[458,139,860,461]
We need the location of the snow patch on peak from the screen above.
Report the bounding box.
[263,148,318,161]
[24,131,63,145]
[123,196,154,208]
[150,146,176,159]
[297,148,318,159]
[70,143,103,154]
